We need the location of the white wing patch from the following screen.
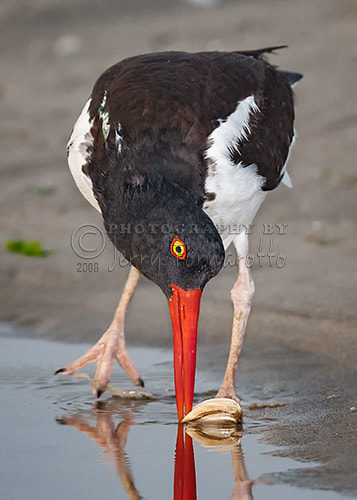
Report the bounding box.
[280,131,296,188]
[281,170,293,188]
[67,99,101,212]
[207,95,260,161]
[203,95,266,247]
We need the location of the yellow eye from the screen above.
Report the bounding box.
[170,237,186,260]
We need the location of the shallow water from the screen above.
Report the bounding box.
[0,335,346,500]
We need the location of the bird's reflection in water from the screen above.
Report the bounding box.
[58,401,256,499]
[58,401,142,500]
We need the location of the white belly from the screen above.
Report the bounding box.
[203,162,267,249]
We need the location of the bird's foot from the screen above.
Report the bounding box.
[55,327,143,398]
[216,384,241,405]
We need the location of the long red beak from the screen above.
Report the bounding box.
[168,284,202,421]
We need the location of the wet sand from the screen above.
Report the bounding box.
[0,0,356,497]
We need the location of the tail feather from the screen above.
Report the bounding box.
[236,46,303,87]
[278,70,303,87]
[237,45,288,59]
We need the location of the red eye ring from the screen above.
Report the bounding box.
[170,237,186,260]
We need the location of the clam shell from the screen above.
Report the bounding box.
[181,398,243,424]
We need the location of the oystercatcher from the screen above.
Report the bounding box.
[57,47,302,421]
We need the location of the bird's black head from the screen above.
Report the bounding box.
[95,171,225,298]
[131,212,224,298]
[134,205,225,299]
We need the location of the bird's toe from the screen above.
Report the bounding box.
[136,377,145,388]
[54,367,66,375]
[91,379,107,399]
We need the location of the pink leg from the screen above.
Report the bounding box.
[56,266,142,397]
[216,234,254,402]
